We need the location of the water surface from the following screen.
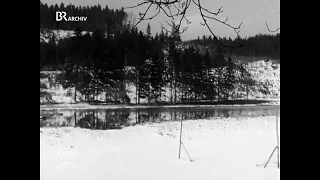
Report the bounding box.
[40,105,280,130]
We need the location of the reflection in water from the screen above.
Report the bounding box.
[40,106,280,130]
[73,110,130,130]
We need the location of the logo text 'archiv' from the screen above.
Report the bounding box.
[56,11,87,22]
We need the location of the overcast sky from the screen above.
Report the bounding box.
[41,0,280,40]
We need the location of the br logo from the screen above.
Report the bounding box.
[55,151,81,170]
[56,11,88,22]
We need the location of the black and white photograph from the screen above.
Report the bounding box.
[40,0,280,179]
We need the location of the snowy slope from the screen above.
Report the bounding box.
[40,60,279,104]
[235,60,280,99]
[40,29,92,44]
[40,116,280,180]
[248,61,280,98]
[40,29,280,104]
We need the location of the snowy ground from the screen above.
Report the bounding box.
[40,116,280,180]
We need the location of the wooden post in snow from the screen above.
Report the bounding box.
[178,117,183,159]
[276,110,280,168]
[177,116,194,162]
[264,110,280,169]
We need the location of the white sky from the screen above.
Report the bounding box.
[41,0,280,40]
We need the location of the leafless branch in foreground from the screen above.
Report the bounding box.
[266,22,280,33]
[266,12,280,33]
[124,0,244,48]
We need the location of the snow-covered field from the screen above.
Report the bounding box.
[40,116,280,180]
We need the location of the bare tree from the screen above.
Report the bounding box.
[125,0,244,47]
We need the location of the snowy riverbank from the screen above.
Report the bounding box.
[40,116,280,180]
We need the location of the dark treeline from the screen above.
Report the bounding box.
[40,25,255,104]
[40,1,127,33]
[188,34,280,60]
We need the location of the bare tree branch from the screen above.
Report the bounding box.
[192,0,224,16]
[196,0,243,48]
[124,1,150,9]
[125,0,244,47]
[266,22,280,32]
[160,23,171,33]
[125,0,180,9]
[133,3,153,29]
[174,0,192,35]
[202,14,242,34]
[266,12,280,33]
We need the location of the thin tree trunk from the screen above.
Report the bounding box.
[174,79,177,104]
[105,88,108,104]
[75,61,79,103]
[217,81,220,104]
[74,86,77,103]
[159,89,162,104]
[164,87,166,103]
[195,87,197,104]
[246,85,249,104]
[92,110,94,130]
[148,90,150,105]
[95,78,98,104]
[181,80,184,104]
[170,80,173,104]
[138,80,140,105]
[136,72,138,105]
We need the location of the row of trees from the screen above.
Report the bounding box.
[41,24,255,104]
[189,33,280,59]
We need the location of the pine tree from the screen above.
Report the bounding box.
[238,63,255,103]
[202,49,214,101]
[146,23,151,38]
[167,38,178,104]
[223,56,236,100]
[212,43,225,103]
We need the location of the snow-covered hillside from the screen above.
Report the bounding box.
[40,29,93,44]
[246,60,280,98]
[40,60,280,104]
[40,29,280,104]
